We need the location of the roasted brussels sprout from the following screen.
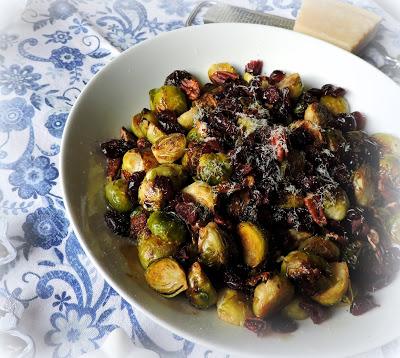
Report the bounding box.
[325,128,345,152]
[149,85,187,114]
[105,179,132,212]
[289,119,324,145]
[187,262,218,309]
[131,109,165,143]
[288,229,313,242]
[186,121,208,143]
[299,236,340,261]
[217,288,252,326]
[147,211,187,244]
[320,95,349,115]
[312,262,349,306]
[138,164,185,211]
[208,63,238,84]
[137,233,177,269]
[122,149,158,178]
[151,133,186,164]
[372,133,400,156]
[145,258,188,297]
[353,164,377,207]
[237,222,267,268]
[198,222,228,267]
[304,102,331,127]
[277,73,303,99]
[197,153,232,185]
[182,181,217,211]
[237,116,258,136]
[252,275,294,318]
[379,154,400,200]
[178,106,198,129]
[243,72,254,83]
[281,251,328,280]
[282,298,309,320]
[322,188,349,221]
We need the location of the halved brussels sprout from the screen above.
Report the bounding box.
[182,181,217,211]
[289,120,324,145]
[277,73,303,99]
[281,251,328,280]
[145,258,187,297]
[178,106,198,130]
[282,298,309,320]
[304,102,331,127]
[243,72,254,83]
[131,109,157,139]
[320,95,349,115]
[147,211,187,244]
[353,164,377,207]
[279,193,304,209]
[105,179,132,212]
[237,222,267,268]
[198,222,228,267]
[372,133,400,156]
[252,275,294,318]
[152,133,186,164]
[238,116,258,136]
[217,288,252,326]
[197,153,232,185]
[147,123,166,144]
[299,236,340,261]
[288,229,313,242]
[379,154,400,199]
[186,121,208,143]
[312,262,349,306]
[325,128,345,152]
[322,188,349,221]
[137,233,177,269]
[187,262,218,309]
[144,164,186,189]
[149,85,187,114]
[122,149,158,177]
[208,63,237,82]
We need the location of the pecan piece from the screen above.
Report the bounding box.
[106,158,121,180]
[210,71,239,85]
[181,78,201,100]
[120,126,135,142]
[304,193,327,226]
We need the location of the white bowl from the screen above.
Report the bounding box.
[61,24,400,357]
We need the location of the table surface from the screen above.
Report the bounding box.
[0,1,399,358]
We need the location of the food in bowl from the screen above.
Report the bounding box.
[100,60,400,335]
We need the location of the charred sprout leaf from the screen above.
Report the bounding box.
[304,102,332,127]
[138,233,178,269]
[277,73,303,99]
[105,179,133,212]
[149,85,187,114]
[147,211,187,244]
[282,298,309,320]
[299,236,340,261]
[312,262,349,306]
[182,181,217,211]
[320,95,349,115]
[152,133,186,164]
[237,222,268,268]
[372,133,400,156]
[322,188,350,221]
[252,275,294,318]
[353,164,377,207]
[198,222,229,267]
[145,258,187,297]
[197,153,232,185]
[217,288,252,326]
[187,262,218,309]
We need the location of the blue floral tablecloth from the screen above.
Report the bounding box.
[0,1,399,358]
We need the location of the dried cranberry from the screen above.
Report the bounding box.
[156,110,184,134]
[245,318,271,336]
[100,139,134,159]
[299,297,330,324]
[321,84,346,97]
[127,171,146,203]
[164,70,193,87]
[245,60,263,75]
[104,210,130,237]
[350,295,379,316]
[353,111,366,130]
[332,113,357,132]
[263,86,281,104]
[269,70,285,84]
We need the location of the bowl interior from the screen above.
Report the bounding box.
[61,24,400,357]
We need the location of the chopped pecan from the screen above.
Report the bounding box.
[181,78,201,100]
[210,71,239,85]
[106,158,121,180]
[246,272,270,287]
[304,193,327,226]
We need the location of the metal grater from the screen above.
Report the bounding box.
[186,1,295,29]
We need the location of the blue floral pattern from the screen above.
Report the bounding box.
[1,1,399,358]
